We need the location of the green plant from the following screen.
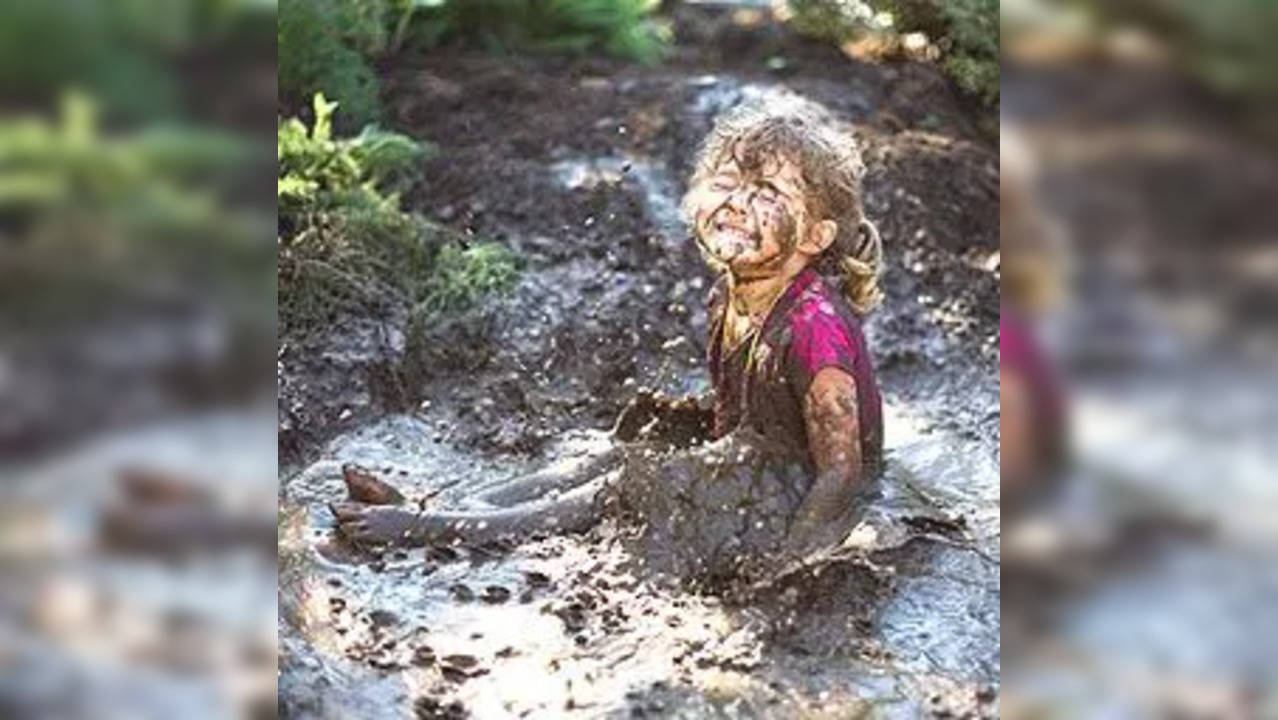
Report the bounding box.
[0,0,275,124]
[278,0,384,128]
[783,0,999,107]
[278,94,518,333]
[0,92,272,330]
[411,0,671,63]
[934,0,999,105]
[278,93,427,219]
[419,243,519,314]
[278,0,449,127]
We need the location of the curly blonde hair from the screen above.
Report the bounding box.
[684,102,883,314]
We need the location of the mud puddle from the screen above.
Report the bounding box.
[0,406,278,719]
[279,395,999,719]
[280,10,1001,716]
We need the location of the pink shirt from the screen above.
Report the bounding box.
[707,268,883,474]
[1000,306,1066,465]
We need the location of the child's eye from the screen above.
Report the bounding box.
[754,186,781,205]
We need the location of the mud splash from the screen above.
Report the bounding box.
[279,8,1001,715]
[279,396,999,718]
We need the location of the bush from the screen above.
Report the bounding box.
[410,0,671,64]
[783,0,999,107]
[278,94,518,333]
[279,0,672,125]
[278,0,385,129]
[932,0,999,105]
[1080,0,1278,103]
[0,0,275,124]
[419,243,520,314]
[0,92,273,330]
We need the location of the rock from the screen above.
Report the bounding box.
[415,696,467,720]
[412,645,436,667]
[441,654,478,670]
[481,585,512,604]
[449,584,475,602]
[368,609,399,628]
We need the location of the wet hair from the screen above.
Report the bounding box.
[685,101,883,314]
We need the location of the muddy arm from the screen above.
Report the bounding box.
[788,367,862,551]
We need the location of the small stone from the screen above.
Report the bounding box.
[449,584,475,602]
[368,609,399,628]
[481,586,512,604]
[412,646,436,667]
[441,653,478,670]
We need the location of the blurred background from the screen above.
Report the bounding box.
[1000,0,1278,717]
[0,1,278,718]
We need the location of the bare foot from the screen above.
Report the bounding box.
[342,464,405,505]
[330,502,438,548]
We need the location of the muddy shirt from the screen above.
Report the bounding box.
[706,268,884,475]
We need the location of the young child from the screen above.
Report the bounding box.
[333,103,884,568]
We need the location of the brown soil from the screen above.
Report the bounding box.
[276,4,1000,465]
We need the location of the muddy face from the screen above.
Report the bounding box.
[688,155,808,279]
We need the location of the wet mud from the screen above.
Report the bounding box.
[279,5,1000,718]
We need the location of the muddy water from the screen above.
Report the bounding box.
[0,407,278,719]
[1002,361,1278,715]
[278,396,1000,719]
[279,67,1002,717]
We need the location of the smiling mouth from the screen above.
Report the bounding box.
[709,220,758,256]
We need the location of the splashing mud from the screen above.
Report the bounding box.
[279,396,999,718]
[281,7,1000,716]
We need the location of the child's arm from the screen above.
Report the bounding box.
[788,366,862,551]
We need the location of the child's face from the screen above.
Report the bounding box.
[689,154,812,279]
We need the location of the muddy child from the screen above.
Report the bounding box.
[333,103,885,578]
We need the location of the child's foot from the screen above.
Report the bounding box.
[342,464,405,505]
[330,502,430,548]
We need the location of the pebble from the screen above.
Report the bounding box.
[481,585,512,604]
[368,609,399,628]
[412,646,436,666]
